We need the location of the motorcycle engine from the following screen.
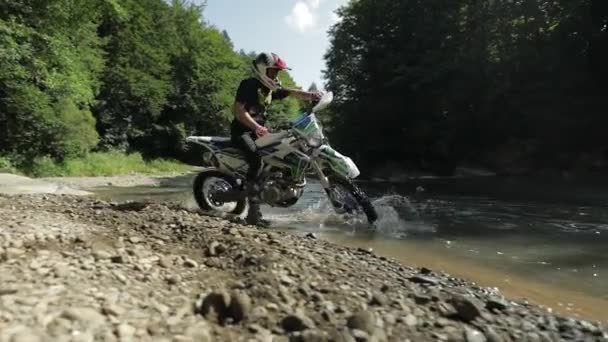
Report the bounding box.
[259,173,302,205]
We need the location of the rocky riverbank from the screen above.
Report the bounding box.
[1,194,606,342]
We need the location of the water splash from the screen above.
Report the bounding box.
[371,195,437,237]
[265,193,436,238]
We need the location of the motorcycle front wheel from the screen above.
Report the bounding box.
[326,176,378,224]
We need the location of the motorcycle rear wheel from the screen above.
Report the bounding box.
[193,170,247,216]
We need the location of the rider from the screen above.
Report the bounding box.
[231,52,320,227]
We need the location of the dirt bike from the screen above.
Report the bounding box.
[185,92,378,224]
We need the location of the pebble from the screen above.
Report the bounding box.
[465,327,487,342]
[402,314,418,327]
[450,295,483,322]
[183,258,198,268]
[0,195,606,342]
[409,275,440,285]
[369,291,388,306]
[347,311,376,334]
[117,323,136,341]
[486,296,509,311]
[228,291,251,323]
[281,313,316,332]
[158,256,173,268]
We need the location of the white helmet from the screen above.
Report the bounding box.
[252,52,290,91]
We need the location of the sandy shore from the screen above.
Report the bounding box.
[0,194,606,341]
[40,172,193,190]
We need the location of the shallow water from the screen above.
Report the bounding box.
[93,174,608,323]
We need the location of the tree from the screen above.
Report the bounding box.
[0,0,103,166]
[323,0,608,176]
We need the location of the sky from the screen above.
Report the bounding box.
[201,0,347,90]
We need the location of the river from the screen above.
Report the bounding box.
[92,174,608,323]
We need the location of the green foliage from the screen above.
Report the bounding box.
[0,0,306,174]
[23,152,191,177]
[0,156,17,174]
[0,0,104,167]
[324,0,608,175]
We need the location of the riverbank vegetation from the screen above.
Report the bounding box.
[2,0,607,178]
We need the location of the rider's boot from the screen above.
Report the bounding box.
[245,182,271,228]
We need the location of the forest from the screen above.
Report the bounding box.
[0,0,302,175]
[323,0,608,177]
[1,0,607,177]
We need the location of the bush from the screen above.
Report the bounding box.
[22,152,192,177]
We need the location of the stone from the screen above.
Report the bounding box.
[184,322,212,342]
[465,327,487,342]
[183,258,198,268]
[117,324,136,341]
[484,327,505,342]
[158,256,173,268]
[228,291,251,323]
[9,329,42,342]
[196,291,230,324]
[450,295,483,322]
[347,311,376,334]
[281,314,316,332]
[409,275,439,285]
[486,297,509,311]
[61,307,106,330]
[206,241,226,257]
[93,250,112,261]
[126,235,141,244]
[369,291,388,306]
[402,314,417,327]
[102,303,125,317]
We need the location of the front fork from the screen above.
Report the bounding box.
[310,160,330,189]
[311,160,347,213]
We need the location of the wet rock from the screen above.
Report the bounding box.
[281,313,316,332]
[409,275,439,286]
[420,267,432,275]
[305,232,318,240]
[347,311,376,334]
[486,297,509,311]
[449,295,483,322]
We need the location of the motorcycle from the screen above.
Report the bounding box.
[185,91,378,224]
